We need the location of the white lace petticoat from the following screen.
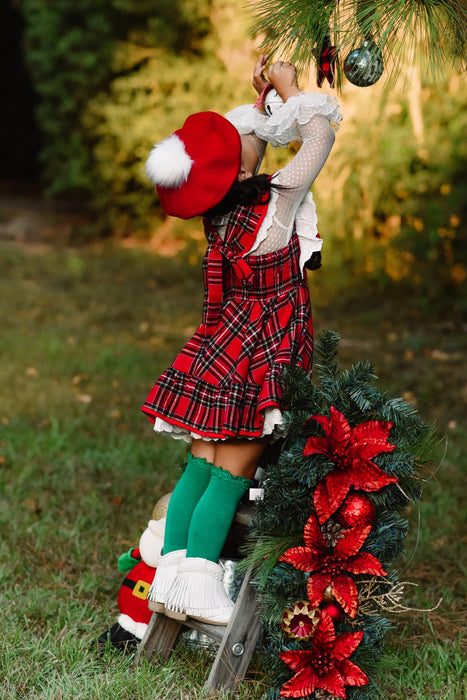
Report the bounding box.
[153,406,286,443]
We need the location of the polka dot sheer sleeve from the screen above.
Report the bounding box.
[251,114,335,256]
[224,94,342,258]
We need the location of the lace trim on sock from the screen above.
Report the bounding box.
[187,453,214,475]
[210,465,254,490]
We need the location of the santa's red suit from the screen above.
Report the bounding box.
[117,547,155,639]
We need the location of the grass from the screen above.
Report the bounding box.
[0,237,465,699]
[380,630,466,699]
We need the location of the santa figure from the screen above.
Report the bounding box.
[97,494,170,653]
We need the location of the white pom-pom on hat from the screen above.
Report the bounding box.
[146,134,194,188]
[146,111,242,219]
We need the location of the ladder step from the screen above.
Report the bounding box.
[182,618,226,644]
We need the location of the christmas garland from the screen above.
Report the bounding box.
[245,330,438,699]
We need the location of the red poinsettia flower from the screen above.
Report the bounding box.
[279,513,387,618]
[304,406,398,523]
[279,610,369,698]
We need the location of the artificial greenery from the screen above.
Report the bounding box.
[244,330,438,698]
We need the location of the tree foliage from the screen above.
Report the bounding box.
[20,0,229,231]
[19,0,466,308]
[314,73,467,310]
[251,0,467,85]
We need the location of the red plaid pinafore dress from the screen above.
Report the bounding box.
[141,198,314,439]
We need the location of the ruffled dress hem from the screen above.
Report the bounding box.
[142,362,289,441]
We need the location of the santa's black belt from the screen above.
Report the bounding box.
[122,577,150,599]
[122,577,136,590]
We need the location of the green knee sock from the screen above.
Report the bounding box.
[163,454,213,554]
[186,467,253,563]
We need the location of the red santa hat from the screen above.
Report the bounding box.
[146,111,242,220]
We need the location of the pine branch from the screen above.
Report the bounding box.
[314,329,341,372]
[280,365,322,424]
[238,534,300,585]
[257,563,308,625]
[249,0,467,86]
[364,511,410,562]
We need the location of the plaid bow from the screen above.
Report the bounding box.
[202,200,269,334]
[317,41,338,88]
[202,240,254,334]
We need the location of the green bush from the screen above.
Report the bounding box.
[20,0,223,231]
[314,73,467,310]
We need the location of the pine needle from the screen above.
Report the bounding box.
[248,0,467,86]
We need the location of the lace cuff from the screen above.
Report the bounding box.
[225,104,268,135]
[255,92,342,147]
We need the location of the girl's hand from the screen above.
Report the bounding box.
[267,61,300,102]
[252,54,270,95]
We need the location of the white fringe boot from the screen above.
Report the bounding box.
[164,557,234,626]
[147,548,186,615]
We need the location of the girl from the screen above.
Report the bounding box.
[141,57,341,625]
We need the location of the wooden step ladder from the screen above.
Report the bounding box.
[132,506,262,693]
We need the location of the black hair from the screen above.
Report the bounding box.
[204,174,323,270]
[204,173,274,218]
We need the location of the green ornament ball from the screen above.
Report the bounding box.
[344,40,384,87]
